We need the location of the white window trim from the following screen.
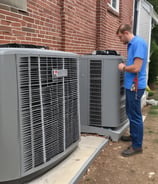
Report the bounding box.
[108,0,120,13]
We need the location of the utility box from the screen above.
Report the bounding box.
[0,48,80,184]
[79,54,128,135]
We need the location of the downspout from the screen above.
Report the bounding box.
[135,0,141,35]
[133,0,138,35]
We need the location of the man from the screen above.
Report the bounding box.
[117,24,148,157]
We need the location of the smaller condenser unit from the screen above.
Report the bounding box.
[79,54,128,132]
[0,48,80,184]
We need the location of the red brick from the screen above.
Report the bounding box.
[22,27,35,33]
[1,20,11,26]
[0,0,134,54]
[23,16,34,23]
[0,25,11,32]
[12,30,25,36]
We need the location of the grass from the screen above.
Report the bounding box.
[147,83,158,117]
[153,139,158,144]
[145,127,155,134]
[151,106,158,109]
[148,130,155,134]
[148,91,154,97]
[154,96,158,101]
[148,82,158,100]
[153,84,158,100]
[148,106,158,115]
[148,109,158,115]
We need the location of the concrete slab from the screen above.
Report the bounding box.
[28,135,108,184]
[81,120,129,142]
[81,116,146,142]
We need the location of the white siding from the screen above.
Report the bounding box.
[136,0,152,62]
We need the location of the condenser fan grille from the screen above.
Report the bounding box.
[89,60,102,126]
[17,56,79,173]
[64,58,79,148]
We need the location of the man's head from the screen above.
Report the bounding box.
[116,24,134,44]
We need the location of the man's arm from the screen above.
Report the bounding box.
[118,58,143,73]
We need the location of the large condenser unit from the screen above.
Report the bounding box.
[0,48,80,184]
[79,54,128,137]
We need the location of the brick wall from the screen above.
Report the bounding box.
[102,1,134,57]
[0,0,134,56]
[61,0,97,54]
[0,0,63,50]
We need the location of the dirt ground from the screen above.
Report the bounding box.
[78,88,158,184]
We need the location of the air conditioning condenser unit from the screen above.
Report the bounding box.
[79,54,128,140]
[0,48,80,184]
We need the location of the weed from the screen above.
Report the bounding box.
[148,106,158,115]
[148,130,154,134]
[153,139,158,143]
[148,110,158,115]
[145,127,155,134]
[154,97,158,100]
[148,91,154,97]
[151,106,158,110]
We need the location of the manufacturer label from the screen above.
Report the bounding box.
[52,69,68,78]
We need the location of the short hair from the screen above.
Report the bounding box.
[116,24,132,34]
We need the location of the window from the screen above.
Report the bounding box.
[110,0,119,12]
[0,0,27,11]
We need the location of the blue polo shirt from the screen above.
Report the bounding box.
[124,36,148,89]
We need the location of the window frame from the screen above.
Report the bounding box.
[109,0,120,13]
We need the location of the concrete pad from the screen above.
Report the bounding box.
[81,120,129,142]
[28,135,108,184]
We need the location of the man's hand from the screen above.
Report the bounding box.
[118,58,142,73]
[118,63,126,71]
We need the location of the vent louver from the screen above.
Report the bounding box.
[17,56,79,173]
[89,60,102,126]
[64,58,79,148]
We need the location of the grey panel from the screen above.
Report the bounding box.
[79,58,89,128]
[0,54,21,181]
[101,57,125,127]
[79,55,127,130]
[0,48,80,183]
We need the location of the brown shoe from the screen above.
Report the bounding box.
[121,146,143,157]
[120,135,132,142]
